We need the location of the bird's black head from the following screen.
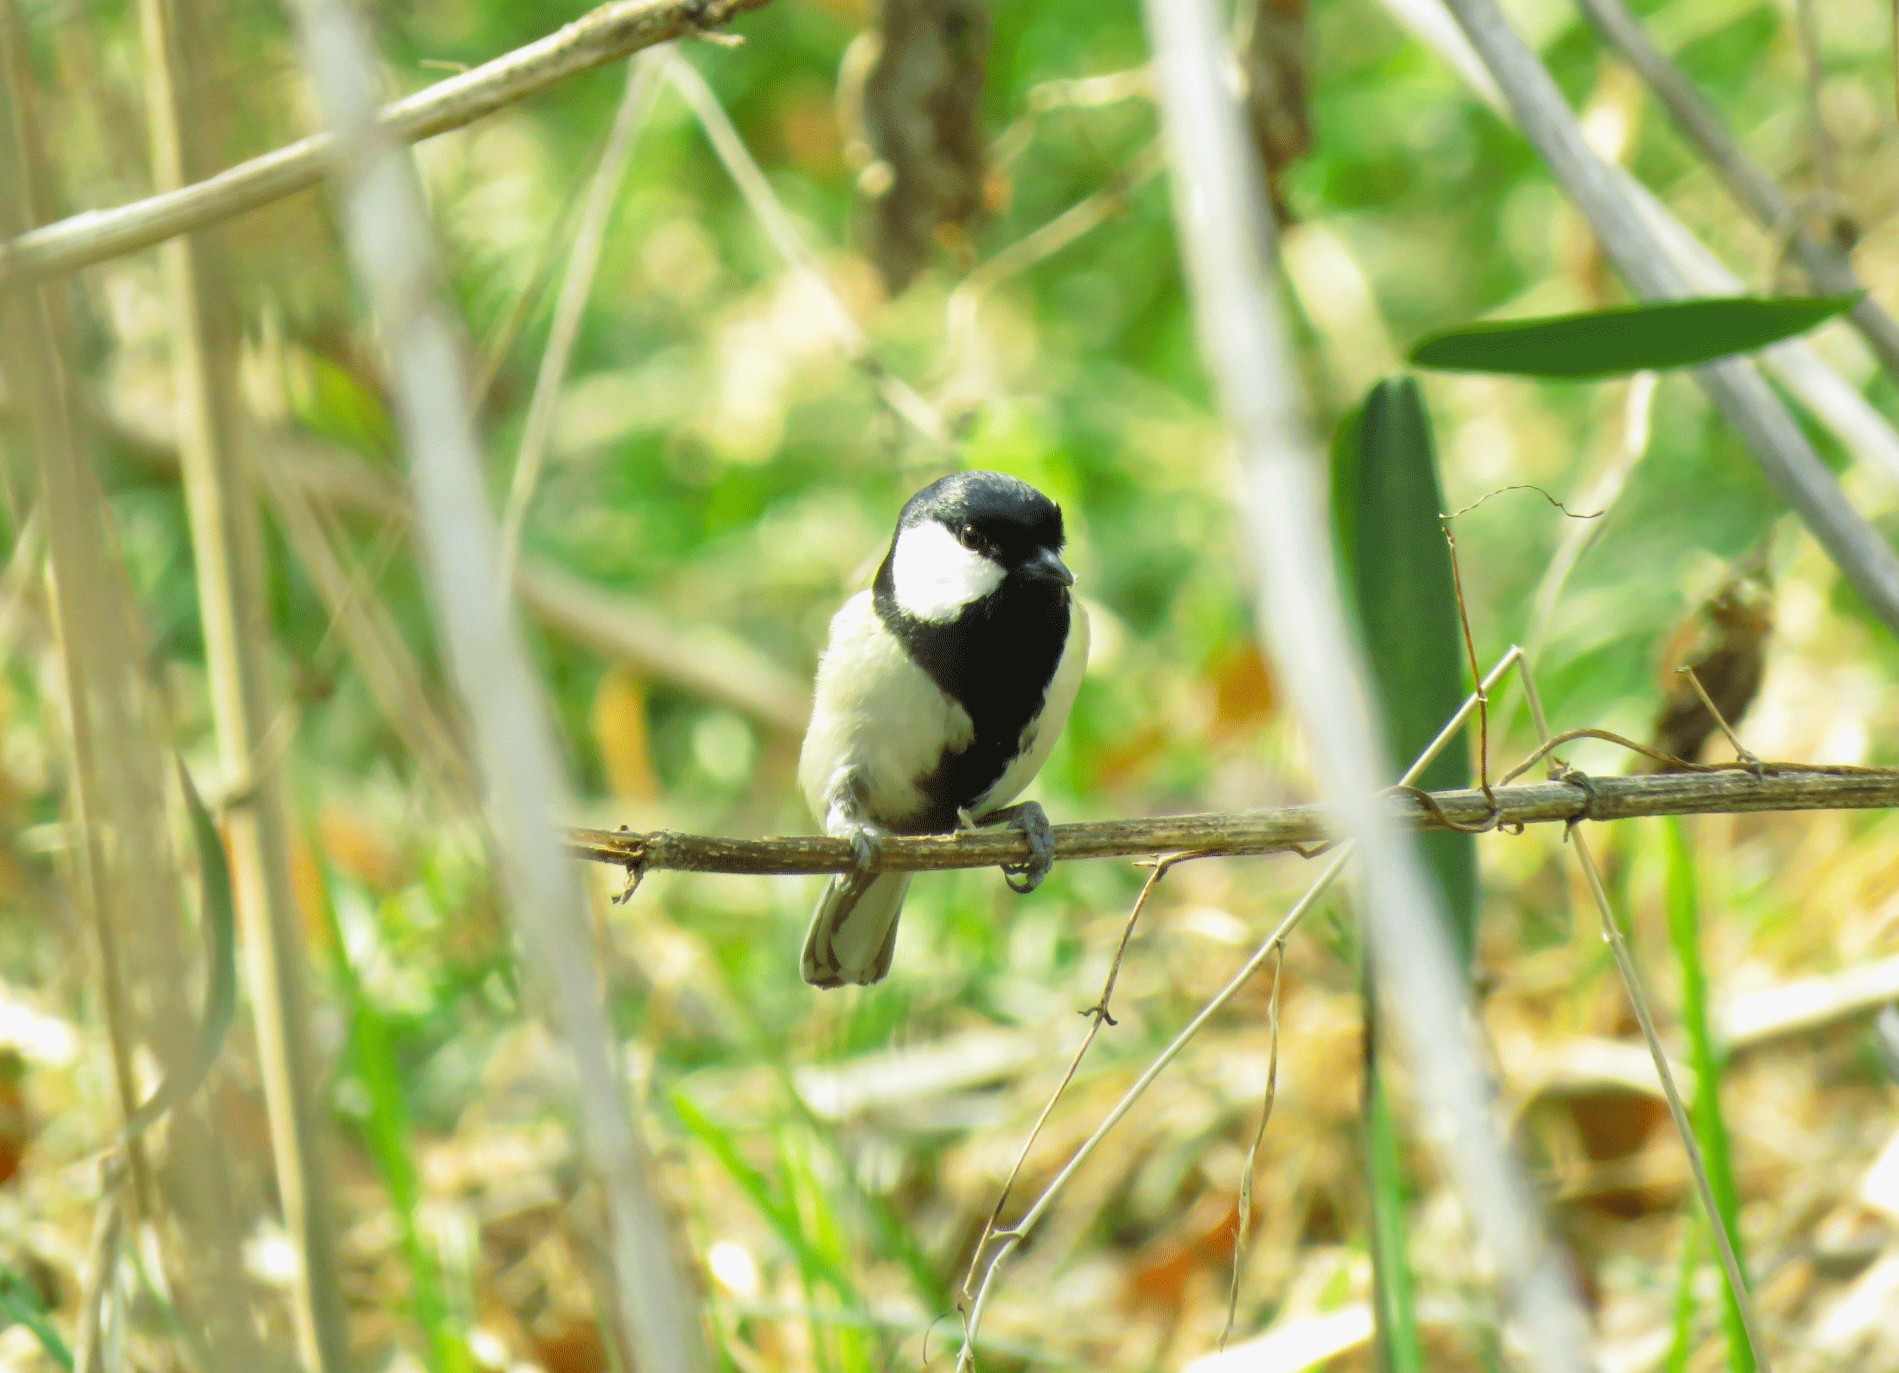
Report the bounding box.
[880,472,1072,622]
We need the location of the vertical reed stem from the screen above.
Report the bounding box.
[139,0,350,1364]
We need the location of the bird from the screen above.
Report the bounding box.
[797,471,1089,988]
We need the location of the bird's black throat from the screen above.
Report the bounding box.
[872,560,1070,833]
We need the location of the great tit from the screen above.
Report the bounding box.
[797,471,1089,987]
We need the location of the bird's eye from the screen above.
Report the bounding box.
[957,524,979,549]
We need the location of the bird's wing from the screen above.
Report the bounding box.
[798,590,974,828]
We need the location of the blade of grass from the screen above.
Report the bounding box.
[1664,1212,1705,1373]
[1663,816,1754,1373]
[1519,668,1770,1370]
[670,1091,865,1304]
[113,764,239,1144]
[0,1264,74,1371]
[1364,1069,1423,1373]
[317,864,473,1373]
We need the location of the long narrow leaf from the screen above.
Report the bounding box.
[1334,378,1476,1372]
[1341,378,1477,955]
[1410,295,1857,378]
[115,764,240,1146]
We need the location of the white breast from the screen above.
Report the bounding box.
[799,591,975,830]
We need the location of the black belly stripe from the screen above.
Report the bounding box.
[873,560,1070,833]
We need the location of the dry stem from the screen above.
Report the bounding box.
[285,0,711,1361]
[1519,666,1772,1370]
[570,765,1899,876]
[0,0,773,285]
[140,0,349,1361]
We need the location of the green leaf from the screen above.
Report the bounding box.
[1409,294,1859,379]
[1337,377,1477,958]
[1334,378,1476,1373]
[1664,817,1756,1373]
[1365,1071,1423,1373]
[117,763,240,1147]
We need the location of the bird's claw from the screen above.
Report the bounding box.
[991,801,1055,894]
[841,821,886,892]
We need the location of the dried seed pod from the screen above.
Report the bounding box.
[1239,0,1310,223]
[858,0,989,294]
[1646,566,1774,770]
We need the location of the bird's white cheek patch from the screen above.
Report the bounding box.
[890,522,1004,621]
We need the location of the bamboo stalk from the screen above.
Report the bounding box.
[283,0,711,1364]
[1141,0,1593,1366]
[0,0,771,286]
[138,0,350,1365]
[571,765,1899,874]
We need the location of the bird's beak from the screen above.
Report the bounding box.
[1019,547,1074,586]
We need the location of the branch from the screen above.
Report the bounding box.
[570,767,1899,875]
[0,0,771,286]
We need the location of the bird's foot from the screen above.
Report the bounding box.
[982,801,1056,894]
[839,820,887,893]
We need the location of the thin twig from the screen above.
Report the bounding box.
[663,52,951,449]
[1518,665,1774,1371]
[956,854,1186,1306]
[284,0,710,1364]
[0,0,774,286]
[953,651,1523,1364]
[1524,372,1657,663]
[1435,0,1899,637]
[1221,941,1283,1350]
[499,51,665,585]
[1680,666,1760,768]
[1442,484,1604,521]
[957,849,1350,1369]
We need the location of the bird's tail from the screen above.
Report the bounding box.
[801,871,911,988]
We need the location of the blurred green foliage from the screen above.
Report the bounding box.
[7,0,1899,1363]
